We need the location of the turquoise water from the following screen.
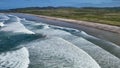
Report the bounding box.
[0,14,120,68]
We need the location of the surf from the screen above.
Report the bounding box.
[1,14,120,68]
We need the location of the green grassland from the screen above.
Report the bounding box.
[9,7,120,26]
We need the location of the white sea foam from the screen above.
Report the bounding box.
[25,37,101,68]
[35,28,71,37]
[2,22,35,34]
[0,14,9,21]
[62,35,120,68]
[49,25,80,32]
[24,20,120,68]
[0,22,4,27]
[21,19,50,30]
[1,15,35,34]
[44,25,120,68]
[6,15,21,22]
[1,14,120,68]
[0,47,30,68]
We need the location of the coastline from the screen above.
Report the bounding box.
[4,13,120,45]
[23,13,120,34]
[3,12,120,34]
[37,15,120,34]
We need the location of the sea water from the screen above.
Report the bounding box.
[0,14,120,68]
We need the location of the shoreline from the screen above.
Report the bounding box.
[4,13,120,34]
[24,13,120,34]
[37,15,120,34]
[4,13,120,45]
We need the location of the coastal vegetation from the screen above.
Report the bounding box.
[5,7,120,26]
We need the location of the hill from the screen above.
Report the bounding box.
[2,7,120,26]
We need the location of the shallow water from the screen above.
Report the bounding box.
[0,13,120,68]
[10,13,120,46]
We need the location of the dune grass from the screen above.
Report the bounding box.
[10,7,120,26]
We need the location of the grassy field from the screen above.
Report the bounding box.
[9,7,120,26]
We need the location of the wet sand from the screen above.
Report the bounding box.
[9,13,120,46]
[36,15,120,34]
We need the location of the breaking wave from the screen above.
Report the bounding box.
[0,22,4,27]
[0,47,30,68]
[25,37,100,68]
[0,15,35,34]
[1,14,120,68]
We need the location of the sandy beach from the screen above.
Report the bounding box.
[5,13,120,34]
[34,14,120,34]
[7,13,120,45]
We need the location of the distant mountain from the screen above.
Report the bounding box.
[0,0,120,9]
[1,7,119,13]
[9,7,120,10]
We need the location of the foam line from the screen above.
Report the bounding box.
[0,22,4,27]
[31,24,120,68]
[1,15,35,34]
[25,37,101,68]
[50,25,120,59]
[63,35,120,68]
[0,47,30,68]
[0,14,9,21]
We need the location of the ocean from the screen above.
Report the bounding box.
[0,13,120,68]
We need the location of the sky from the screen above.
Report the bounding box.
[0,0,120,9]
